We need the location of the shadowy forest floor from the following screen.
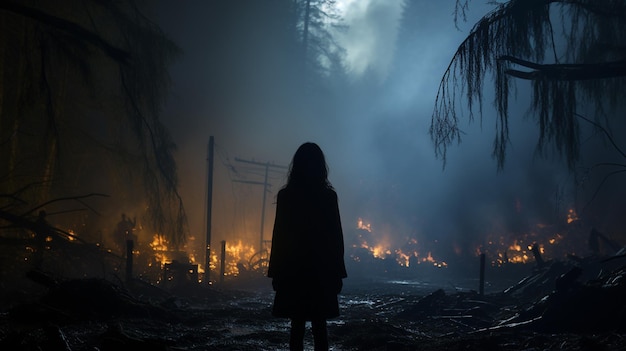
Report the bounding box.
[2,260,626,350]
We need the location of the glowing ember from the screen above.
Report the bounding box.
[567,208,579,224]
[357,218,371,232]
[188,253,205,274]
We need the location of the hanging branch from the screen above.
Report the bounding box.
[21,193,109,217]
[576,113,626,159]
[575,113,626,214]
[430,0,626,169]
[580,168,626,214]
[0,1,130,63]
[1,1,188,247]
[500,56,626,81]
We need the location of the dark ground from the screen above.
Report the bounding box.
[2,262,626,351]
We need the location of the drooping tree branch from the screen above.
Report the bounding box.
[21,192,109,217]
[430,0,626,169]
[580,168,626,215]
[0,1,130,63]
[575,113,626,215]
[576,113,626,159]
[500,56,626,81]
[0,1,188,247]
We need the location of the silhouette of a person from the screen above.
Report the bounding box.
[268,142,347,351]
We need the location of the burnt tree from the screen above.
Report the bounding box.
[0,1,188,247]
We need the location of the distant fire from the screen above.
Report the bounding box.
[354,211,586,271]
[149,233,170,267]
[147,234,203,272]
[207,239,265,278]
[567,208,579,224]
[222,240,258,276]
[144,207,585,283]
[477,225,576,267]
[357,218,371,232]
[352,218,448,269]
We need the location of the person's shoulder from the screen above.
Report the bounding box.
[277,187,291,200]
[323,187,338,199]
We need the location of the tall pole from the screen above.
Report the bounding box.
[220,240,226,283]
[479,253,486,296]
[125,239,133,283]
[205,136,214,284]
[259,163,269,252]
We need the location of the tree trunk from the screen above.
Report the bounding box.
[302,0,311,73]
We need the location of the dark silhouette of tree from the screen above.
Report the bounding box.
[0,1,187,247]
[200,0,347,129]
[295,0,345,84]
[430,0,626,169]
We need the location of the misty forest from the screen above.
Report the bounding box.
[1,0,626,350]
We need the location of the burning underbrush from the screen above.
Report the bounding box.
[2,211,626,350]
[0,211,607,295]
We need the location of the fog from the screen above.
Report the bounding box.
[152,0,626,275]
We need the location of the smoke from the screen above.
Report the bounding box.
[334,0,404,80]
[152,1,626,274]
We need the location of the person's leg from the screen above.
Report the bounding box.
[311,318,328,351]
[289,318,306,351]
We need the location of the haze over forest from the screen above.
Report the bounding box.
[150,0,626,269]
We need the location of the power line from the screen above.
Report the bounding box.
[233,157,288,253]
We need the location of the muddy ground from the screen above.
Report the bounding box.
[2,268,626,351]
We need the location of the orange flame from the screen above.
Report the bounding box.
[208,240,260,277]
[357,218,372,232]
[567,208,579,224]
[150,234,170,268]
[354,218,447,268]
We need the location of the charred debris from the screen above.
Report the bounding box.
[1,210,626,350]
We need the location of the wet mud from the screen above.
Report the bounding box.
[2,272,625,350]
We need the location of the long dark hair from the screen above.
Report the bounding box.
[286,142,333,190]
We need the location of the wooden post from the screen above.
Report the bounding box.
[126,239,133,283]
[205,136,214,284]
[479,253,485,296]
[260,163,269,252]
[531,242,545,268]
[220,240,226,283]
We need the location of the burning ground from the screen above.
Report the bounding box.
[2,217,626,350]
[2,261,626,351]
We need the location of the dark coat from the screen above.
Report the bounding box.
[267,186,347,320]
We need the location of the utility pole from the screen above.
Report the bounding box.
[233,158,287,253]
[205,136,214,284]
